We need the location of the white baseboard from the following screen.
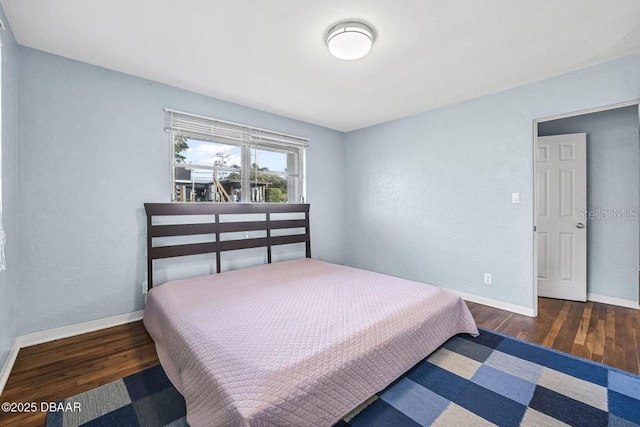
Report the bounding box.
[0,342,20,398]
[444,288,537,317]
[16,310,145,348]
[0,310,144,397]
[588,293,639,310]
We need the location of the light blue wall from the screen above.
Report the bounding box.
[17,47,346,335]
[538,106,639,301]
[9,36,640,338]
[344,53,640,310]
[0,3,19,371]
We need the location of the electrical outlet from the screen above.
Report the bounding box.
[483,273,492,285]
[511,193,520,204]
[142,281,148,295]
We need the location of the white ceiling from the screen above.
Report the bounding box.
[3,0,640,132]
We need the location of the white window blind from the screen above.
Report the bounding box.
[164,109,309,151]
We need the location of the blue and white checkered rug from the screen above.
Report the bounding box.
[47,328,640,426]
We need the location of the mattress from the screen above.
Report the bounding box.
[143,258,478,426]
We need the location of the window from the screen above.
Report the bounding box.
[166,109,308,203]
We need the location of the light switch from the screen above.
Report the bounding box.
[511,193,520,204]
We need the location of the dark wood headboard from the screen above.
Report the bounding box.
[144,203,311,290]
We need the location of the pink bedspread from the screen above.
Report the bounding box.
[144,259,478,426]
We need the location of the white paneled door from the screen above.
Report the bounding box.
[536,133,587,301]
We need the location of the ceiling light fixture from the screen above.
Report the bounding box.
[326,21,375,60]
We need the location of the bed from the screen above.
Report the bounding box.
[143,203,478,426]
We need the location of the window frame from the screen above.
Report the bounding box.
[168,119,307,204]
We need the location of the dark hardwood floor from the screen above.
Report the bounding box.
[1,297,638,426]
[0,322,158,426]
[467,298,640,374]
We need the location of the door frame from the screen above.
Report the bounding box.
[532,99,640,317]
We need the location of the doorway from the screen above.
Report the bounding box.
[533,101,640,309]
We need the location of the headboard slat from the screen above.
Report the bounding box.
[270,219,308,230]
[144,203,311,290]
[218,237,269,252]
[218,221,268,233]
[150,223,216,237]
[151,242,217,259]
[270,234,308,246]
[145,203,308,216]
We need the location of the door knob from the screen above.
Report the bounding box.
[576,223,585,229]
